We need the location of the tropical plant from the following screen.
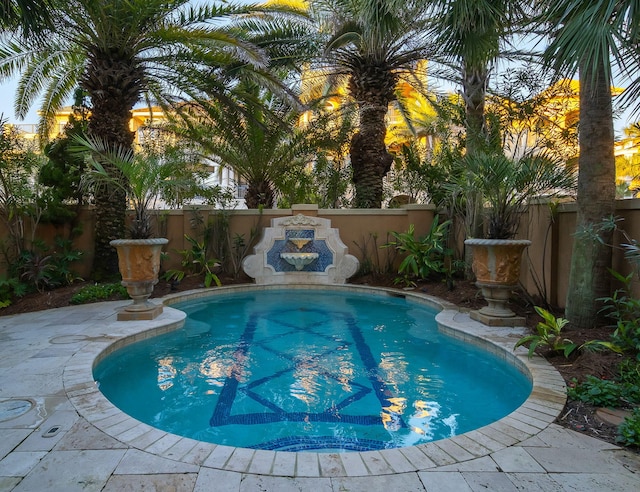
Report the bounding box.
[537,0,640,328]
[309,0,433,208]
[0,0,297,277]
[70,282,128,305]
[567,375,633,408]
[427,0,528,157]
[515,306,577,358]
[181,85,336,209]
[77,135,217,239]
[515,306,617,358]
[0,117,44,264]
[14,238,83,293]
[449,152,576,239]
[164,234,221,288]
[384,217,452,287]
[0,0,53,36]
[599,270,640,357]
[618,408,640,447]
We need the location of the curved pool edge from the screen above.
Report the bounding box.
[63,284,566,478]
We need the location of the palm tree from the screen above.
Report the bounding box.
[309,0,432,208]
[427,0,528,157]
[539,0,640,328]
[0,0,53,35]
[0,0,291,278]
[181,85,335,209]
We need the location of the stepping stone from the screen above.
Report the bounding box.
[595,407,631,426]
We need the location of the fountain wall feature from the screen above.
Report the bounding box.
[243,214,359,284]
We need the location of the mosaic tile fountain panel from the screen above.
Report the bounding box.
[266,230,333,273]
[242,214,359,284]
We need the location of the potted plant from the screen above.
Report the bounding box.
[457,152,576,325]
[78,135,213,320]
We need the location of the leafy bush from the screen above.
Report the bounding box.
[514,307,577,358]
[164,234,221,288]
[567,376,624,407]
[384,216,452,287]
[12,238,83,293]
[70,283,128,304]
[514,306,617,358]
[599,270,640,357]
[617,408,640,447]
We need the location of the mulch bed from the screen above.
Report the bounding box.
[1,273,635,451]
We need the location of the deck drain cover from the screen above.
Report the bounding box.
[0,399,33,421]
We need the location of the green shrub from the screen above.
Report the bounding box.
[514,306,577,358]
[384,216,452,287]
[568,376,623,407]
[617,408,640,447]
[70,283,128,304]
[568,370,640,408]
[599,270,640,356]
[164,234,221,288]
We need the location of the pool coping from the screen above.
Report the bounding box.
[63,284,567,477]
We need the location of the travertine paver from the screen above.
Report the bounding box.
[490,447,546,473]
[506,473,563,492]
[0,287,639,491]
[193,468,241,492]
[435,456,499,472]
[102,473,198,492]
[461,471,519,491]
[332,473,426,492]
[239,474,334,492]
[113,449,200,475]
[418,471,473,492]
[0,451,47,477]
[12,449,126,492]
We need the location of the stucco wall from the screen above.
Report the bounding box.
[5,200,640,309]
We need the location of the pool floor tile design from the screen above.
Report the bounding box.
[209,307,399,451]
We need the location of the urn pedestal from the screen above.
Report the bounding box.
[464,238,531,326]
[110,238,168,321]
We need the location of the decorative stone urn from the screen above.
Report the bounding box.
[464,238,531,326]
[110,238,168,321]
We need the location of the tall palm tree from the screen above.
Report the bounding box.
[0,0,53,35]
[310,0,432,208]
[427,0,527,157]
[0,0,292,278]
[539,0,640,328]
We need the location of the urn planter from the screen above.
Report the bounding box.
[464,238,531,326]
[110,238,168,321]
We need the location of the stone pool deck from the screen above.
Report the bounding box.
[1,287,639,491]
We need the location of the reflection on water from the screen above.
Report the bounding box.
[95,289,531,452]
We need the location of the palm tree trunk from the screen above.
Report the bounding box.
[84,57,141,279]
[462,62,489,277]
[462,62,488,158]
[245,179,274,209]
[350,102,393,208]
[565,59,616,329]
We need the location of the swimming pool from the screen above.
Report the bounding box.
[94,288,532,452]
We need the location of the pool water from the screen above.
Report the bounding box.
[94,289,532,452]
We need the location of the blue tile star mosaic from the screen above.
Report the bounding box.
[209,307,405,451]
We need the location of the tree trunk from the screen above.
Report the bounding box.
[245,179,274,209]
[461,61,489,277]
[350,102,393,208]
[83,56,142,279]
[462,62,488,158]
[565,59,616,329]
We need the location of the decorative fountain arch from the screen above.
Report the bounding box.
[242,214,359,285]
